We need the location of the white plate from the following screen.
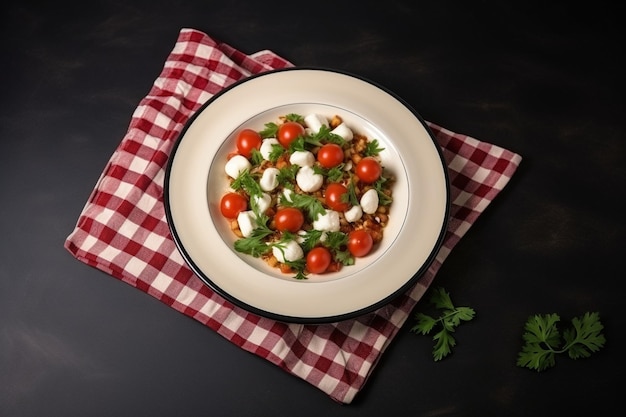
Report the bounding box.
[164,68,449,323]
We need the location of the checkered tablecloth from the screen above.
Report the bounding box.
[65,28,522,404]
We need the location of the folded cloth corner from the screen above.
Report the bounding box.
[64,27,522,404]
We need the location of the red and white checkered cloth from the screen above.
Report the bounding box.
[65,28,522,404]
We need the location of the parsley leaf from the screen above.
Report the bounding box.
[364,139,385,156]
[230,170,263,198]
[259,122,279,138]
[277,165,299,186]
[346,179,359,206]
[284,113,305,123]
[268,144,285,163]
[250,148,264,166]
[516,312,606,372]
[411,287,476,361]
[280,192,326,221]
[373,176,393,206]
[299,229,325,251]
[233,222,273,257]
[289,125,345,152]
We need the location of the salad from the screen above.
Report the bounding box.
[218,113,394,279]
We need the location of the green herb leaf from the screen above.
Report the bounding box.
[346,179,360,206]
[233,226,273,257]
[517,312,606,371]
[373,176,393,206]
[364,139,385,156]
[284,113,305,123]
[410,287,476,361]
[230,170,263,198]
[326,166,344,182]
[268,144,285,163]
[259,122,279,138]
[280,192,326,221]
[299,229,325,251]
[277,165,299,186]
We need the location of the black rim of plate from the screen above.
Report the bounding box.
[163,66,451,324]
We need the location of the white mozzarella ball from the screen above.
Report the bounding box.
[272,240,304,263]
[330,122,353,141]
[360,188,379,214]
[225,155,251,179]
[253,192,271,213]
[344,205,363,222]
[237,210,257,237]
[289,150,315,167]
[313,210,340,232]
[304,114,328,133]
[259,167,280,191]
[259,138,280,160]
[296,166,323,192]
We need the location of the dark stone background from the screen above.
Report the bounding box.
[1,1,623,416]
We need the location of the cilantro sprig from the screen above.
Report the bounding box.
[299,230,354,267]
[373,176,392,206]
[411,287,476,361]
[230,170,262,198]
[233,218,273,257]
[364,139,385,156]
[279,192,326,221]
[516,312,606,372]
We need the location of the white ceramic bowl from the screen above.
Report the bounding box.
[164,68,450,323]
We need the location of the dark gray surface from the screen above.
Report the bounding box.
[1,1,624,416]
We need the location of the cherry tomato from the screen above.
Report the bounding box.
[277,121,305,148]
[274,207,304,232]
[355,156,382,184]
[347,229,373,257]
[324,183,351,212]
[306,246,332,274]
[220,192,248,219]
[317,143,344,168]
[236,128,262,158]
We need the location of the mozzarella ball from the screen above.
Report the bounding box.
[360,188,379,214]
[237,210,257,237]
[260,167,280,191]
[225,155,251,179]
[304,114,328,133]
[313,210,340,232]
[259,138,280,160]
[344,205,363,222]
[252,192,271,213]
[330,122,353,141]
[272,240,304,263]
[289,150,315,167]
[296,166,323,192]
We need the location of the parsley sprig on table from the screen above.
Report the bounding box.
[516,312,606,372]
[411,287,476,361]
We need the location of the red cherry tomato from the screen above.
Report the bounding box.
[274,207,304,232]
[220,192,248,219]
[236,128,262,158]
[347,229,373,257]
[324,183,351,212]
[277,121,305,148]
[317,143,344,168]
[306,246,332,274]
[355,156,382,184]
